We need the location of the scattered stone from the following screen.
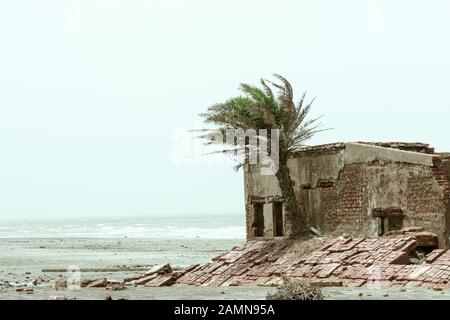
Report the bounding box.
[81,278,112,288]
[145,274,176,287]
[123,272,145,281]
[80,279,93,288]
[146,263,172,276]
[16,287,33,293]
[86,278,109,288]
[174,229,450,290]
[134,274,157,286]
[124,280,137,287]
[33,275,50,286]
[309,227,322,237]
[414,232,438,247]
[118,263,183,288]
[55,278,67,291]
[426,249,445,263]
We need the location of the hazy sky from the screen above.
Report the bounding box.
[1,0,450,220]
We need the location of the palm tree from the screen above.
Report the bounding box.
[200,74,325,237]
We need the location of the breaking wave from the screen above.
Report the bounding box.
[0,214,246,239]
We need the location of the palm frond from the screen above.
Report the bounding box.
[199,74,330,165]
[260,79,274,99]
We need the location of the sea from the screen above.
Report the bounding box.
[2,214,449,300]
[0,213,246,239]
[0,213,254,300]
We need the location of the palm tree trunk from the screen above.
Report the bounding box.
[275,152,302,237]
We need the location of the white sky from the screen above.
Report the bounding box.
[1,0,450,219]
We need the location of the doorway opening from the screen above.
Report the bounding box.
[273,202,284,237]
[253,203,264,237]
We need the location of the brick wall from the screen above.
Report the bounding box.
[299,161,450,247]
[244,143,450,247]
[335,164,369,232]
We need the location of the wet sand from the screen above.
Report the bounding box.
[0,237,253,299]
[2,238,450,300]
[0,285,271,300]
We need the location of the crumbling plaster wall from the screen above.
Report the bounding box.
[442,158,450,181]
[244,146,346,239]
[245,143,450,247]
[335,161,448,247]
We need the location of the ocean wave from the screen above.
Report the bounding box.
[0,215,246,239]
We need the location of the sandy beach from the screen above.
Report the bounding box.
[0,237,270,300]
[2,237,450,300]
[0,238,239,278]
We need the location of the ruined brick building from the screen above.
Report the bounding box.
[244,142,450,247]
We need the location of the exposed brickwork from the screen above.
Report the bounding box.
[245,142,450,246]
[316,187,338,232]
[335,164,369,232]
[245,195,255,240]
[299,157,449,244]
[403,165,447,246]
[175,230,450,289]
[432,165,450,200]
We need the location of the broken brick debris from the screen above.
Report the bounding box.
[172,229,450,289]
[74,229,448,290]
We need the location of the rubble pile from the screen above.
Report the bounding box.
[72,263,191,289]
[176,227,450,289]
[11,227,450,294]
[119,263,200,288]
